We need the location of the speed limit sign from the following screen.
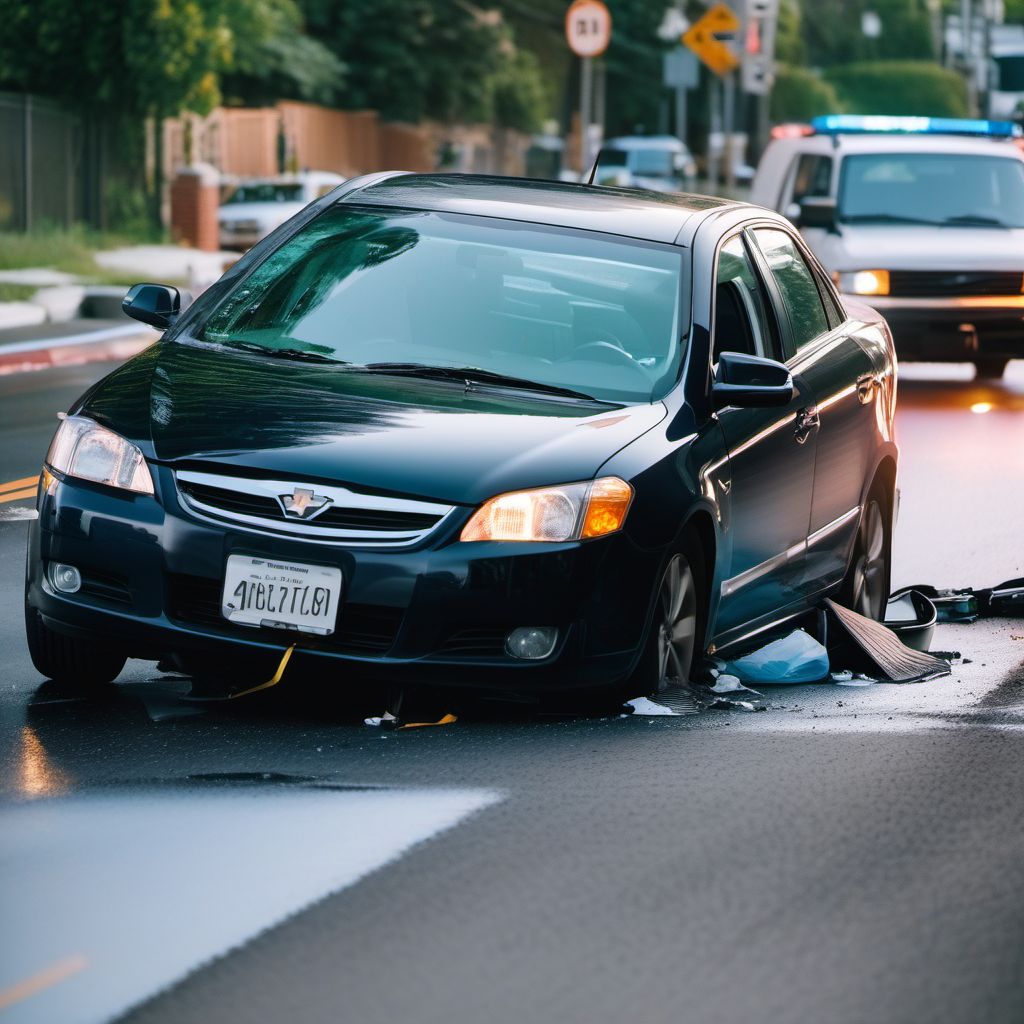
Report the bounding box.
[565,0,612,58]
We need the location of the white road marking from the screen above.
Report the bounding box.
[0,785,499,1023]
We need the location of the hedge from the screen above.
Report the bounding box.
[825,61,969,118]
[770,65,845,123]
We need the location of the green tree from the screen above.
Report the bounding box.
[771,66,844,121]
[800,0,935,67]
[826,60,969,116]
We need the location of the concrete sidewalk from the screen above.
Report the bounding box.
[0,319,157,376]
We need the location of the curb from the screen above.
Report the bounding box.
[0,324,158,377]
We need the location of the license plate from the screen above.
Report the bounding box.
[221,555,342,635]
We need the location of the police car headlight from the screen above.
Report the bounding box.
[46,415,154,495]
[839,270,890,296]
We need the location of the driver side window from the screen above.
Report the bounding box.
[712,234,776,363]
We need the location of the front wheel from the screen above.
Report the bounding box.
[24,603,126,689]
[626,542,706,697]
[839,486,891,621]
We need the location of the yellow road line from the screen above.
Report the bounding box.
[0,487,37,504]
[0,475,39,495]
[0,953,87,1010]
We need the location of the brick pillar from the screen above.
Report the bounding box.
[170,163,220,252]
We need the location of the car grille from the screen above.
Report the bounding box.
[79,569,133,607]
[167,573,403,656]
[174,470,454,546]
[434,627,510,659]
[887,270,1024,297]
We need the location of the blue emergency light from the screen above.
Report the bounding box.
[810,115,1023,139]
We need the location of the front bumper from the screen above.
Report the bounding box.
[851,293,1024,361]
[25,468,662,690]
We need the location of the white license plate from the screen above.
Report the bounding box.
[221,555,342,635]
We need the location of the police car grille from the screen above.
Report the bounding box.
[888,270,1024,297]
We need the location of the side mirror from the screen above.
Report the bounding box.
[798,197,837,232]
[122,283,191,331]
[712,352,795,410]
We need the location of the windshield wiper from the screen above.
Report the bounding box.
[841,213,941,226]
[941,214,1011,228]
[222,340,348,364]
[360,363,610,403]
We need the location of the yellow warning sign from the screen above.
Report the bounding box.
[683,2,740,77]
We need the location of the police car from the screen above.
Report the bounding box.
[751,115,1024,379]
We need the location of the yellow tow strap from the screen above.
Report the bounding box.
[229,644,296,699]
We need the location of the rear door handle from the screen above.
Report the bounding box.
[794,405,819,444]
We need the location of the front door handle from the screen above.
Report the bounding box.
[794,405,819,444]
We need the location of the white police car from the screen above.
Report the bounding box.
[751,116,1024,379]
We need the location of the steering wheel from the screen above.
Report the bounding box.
[569,339,638,367]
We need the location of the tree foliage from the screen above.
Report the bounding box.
[770,66,844,122]
[801,0,935,67]
[826,60,969,117]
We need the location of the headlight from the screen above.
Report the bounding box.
[460,477,633,543]
[838,269,890,296]
[46,415,154,495]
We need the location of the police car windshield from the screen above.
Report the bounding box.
[838,152,1024,228]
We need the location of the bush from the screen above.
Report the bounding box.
[770,65,844,123]
[825,61,969,118]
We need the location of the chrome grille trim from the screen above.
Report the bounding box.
[174,469,455,547]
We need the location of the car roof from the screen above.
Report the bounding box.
[604,136,688,150]
[769,133,1024,159]
[345,173,737,245]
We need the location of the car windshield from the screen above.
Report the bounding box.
[632,149,676,177]
[225,183,304,205]
[198,205,688,404]
[838,152,1024,227]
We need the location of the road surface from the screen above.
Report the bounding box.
[1,355,1023,1024]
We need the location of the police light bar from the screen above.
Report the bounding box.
[810,115,1023,139]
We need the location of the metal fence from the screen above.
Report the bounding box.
[0,92,105,231]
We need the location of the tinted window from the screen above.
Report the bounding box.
[754,228,829,355]
[199,205,687,404]
[225,183,304,205]
[838,153,1024,228]
[713,235,775,362]
[790,154,832,203]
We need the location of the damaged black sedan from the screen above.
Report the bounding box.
[24,174,898,697]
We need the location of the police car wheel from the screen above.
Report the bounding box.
[974,357,1008,381]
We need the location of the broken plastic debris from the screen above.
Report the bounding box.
[709,674,761,696]
[723,629,829,684]
[399,714,458,730]
[364,711,400,729]
[883,589,937,652]
[626,696,684,716]
[824,599,950,683]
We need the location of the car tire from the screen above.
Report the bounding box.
[625,535,707,698]
[839,481,892,621]
[24,602,127,688]
[974,357,1008,381]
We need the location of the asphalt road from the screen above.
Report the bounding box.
[2,356,1024,1024]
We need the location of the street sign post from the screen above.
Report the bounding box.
[683,2,741,190]
[565,0,612,176]
[663,48,699,151]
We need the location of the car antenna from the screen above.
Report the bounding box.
[586,148,606,186]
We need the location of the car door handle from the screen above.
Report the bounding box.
[857,372,881,404]
[794,405,819,444]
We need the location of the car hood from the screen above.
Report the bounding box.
[218,202,305,225]
[79,343,667,506]
[814,223,1024,271]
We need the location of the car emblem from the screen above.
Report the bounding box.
[278,487,332,520]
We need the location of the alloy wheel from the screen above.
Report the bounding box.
[851,500,887,620]
[655,554,699,686]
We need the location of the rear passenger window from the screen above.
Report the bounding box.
[713,235,776,363]
[753,228,829,355]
